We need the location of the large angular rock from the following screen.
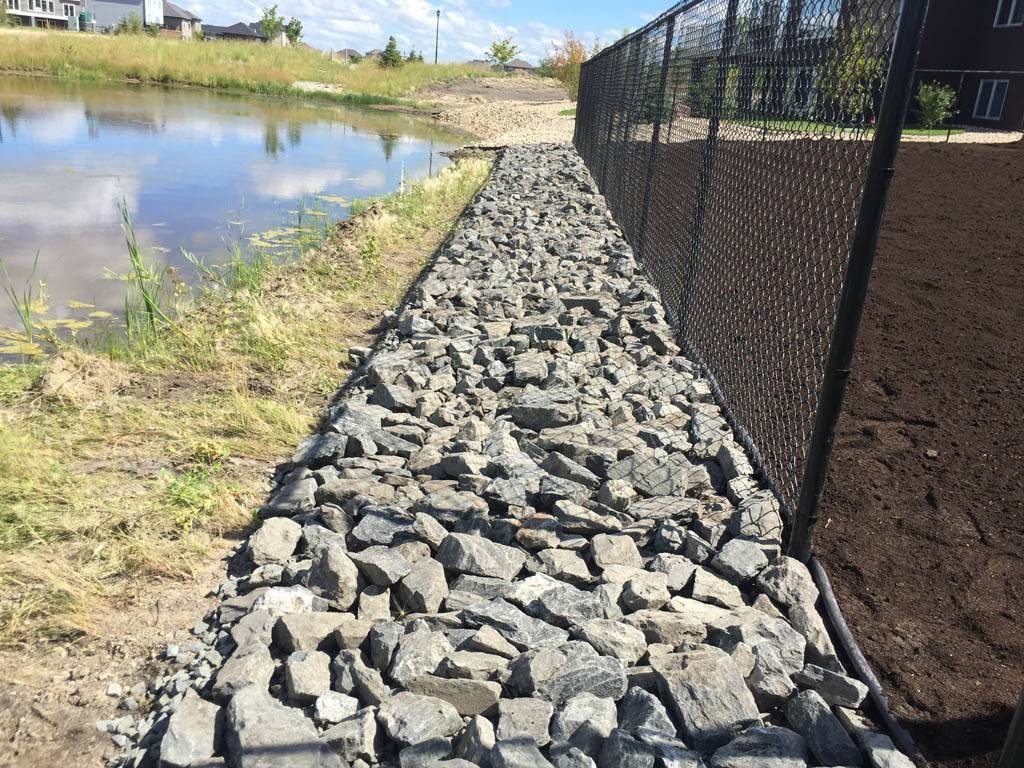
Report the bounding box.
[597,729,658,768]
[650,554,698,592]
[617,686,676,738]
[606,453,711,497]
[491,738,557,768]
[406,675,502,716]
[590,534,642,571]
[509,386,579,431]
[706,608,806,676]
[785,690,862,766]
[711,538,769,584]
[621,572,671,612]
[497,697,555,746]
[377,692,463,747]
[273,612,348,653]
[321,707,380,764]
[651,646,761,752]
[709,725,809,768]
[507,573,603,628]
[691,568,745,609]
[307,544,359,611]
[389,623,454,687]
[285,650,332,703]
[437,533,528,578]
[551,692,618,754]
[622,609,706,646]
[225,686,340,768]
[160,690,220,768]
[395,556,449,614]
[756,558,819,610]
[461,598,569,649]
[212,642,274,702]
[249,517,302,565]
[836,707,916,768]
[575,618,648,664]
[454,714,496,765]
[729,491,783,542]
[349,545,412,586]
[792,665,868,708]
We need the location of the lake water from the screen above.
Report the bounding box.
[0,76,462,347]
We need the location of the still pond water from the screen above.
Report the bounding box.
[0,76,462,345]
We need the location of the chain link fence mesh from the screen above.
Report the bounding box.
[575,0,905,536]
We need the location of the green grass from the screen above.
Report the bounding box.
[559,107,576,117]
[736,117,965,137]
[0,28,497,105]
[0,157,492,646]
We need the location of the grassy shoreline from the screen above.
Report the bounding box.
[0,28,497,107]
[0,157,492,646]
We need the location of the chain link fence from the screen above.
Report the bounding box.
[575,0,927,557]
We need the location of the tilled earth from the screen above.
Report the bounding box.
[109,146,912,768]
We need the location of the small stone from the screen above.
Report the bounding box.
[508,572,603,627]
[786,690,862,766]
[212,643,274,702]
[377,692,463,747]
[358,585,392,621]
[273,612,347,653]
[622,609,706,646]
[389,623,454,687]
[836,707,916,768]
[498,697,555,746]
[461,598,569,650]
[597,479,636,511]
[461,624,519,659]
[730,491,783,541]
[454,714,496,765]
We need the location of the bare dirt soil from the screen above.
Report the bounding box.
[0,547,232,767]
[817,140,1024,768]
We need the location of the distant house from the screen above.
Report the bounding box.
[364,49,384,60]
[333,48,361,61]
[504,58,536,74]
[203,20,287,45]
[160,0,199,38]
[86,0,163,30]
[4,0,83,29]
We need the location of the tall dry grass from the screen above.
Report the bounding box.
[0,29,495,103]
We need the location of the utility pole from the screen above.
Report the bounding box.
[434,9,440,65]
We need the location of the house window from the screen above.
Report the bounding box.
[995,0,1024,26]
[974,79,1009,120]
[6,0,16,10]
[64,2,72,15]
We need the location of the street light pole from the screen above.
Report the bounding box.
[434,9,440,65]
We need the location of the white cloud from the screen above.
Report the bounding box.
[194,0,605,65]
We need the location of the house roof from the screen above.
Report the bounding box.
[203,21,265,39]
[163,0,199,22]
[506,58,535,69]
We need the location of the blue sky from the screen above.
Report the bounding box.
[187,0,660,63]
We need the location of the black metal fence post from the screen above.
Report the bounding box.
[679,0,740,337]
[788,0,932,562]
[636,17,676,265]
[999,687,1024,768]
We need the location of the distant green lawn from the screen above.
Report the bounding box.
[735,118,964,137]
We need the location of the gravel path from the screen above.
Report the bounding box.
[105,145,913,768]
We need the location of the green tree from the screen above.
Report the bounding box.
[0,4,11,27]
[380,36,403,68]
[486,38,519,69]
[259,5,285,41]
[284,17,302,44]
[535,57,556,78]
[916,81,957,128]
[819,16,887,122]
[405,49,424,63]
[114,12,144,34]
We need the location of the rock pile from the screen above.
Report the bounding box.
[109,145,914,768]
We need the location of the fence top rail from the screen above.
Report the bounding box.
[582,0,700,69]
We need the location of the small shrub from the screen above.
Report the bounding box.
[114,13,144,35]
[917,81,957,128]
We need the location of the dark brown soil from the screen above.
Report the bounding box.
[816,140,1024,768]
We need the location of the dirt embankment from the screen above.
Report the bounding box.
[817,140,1024,768]
[422,76,577,145]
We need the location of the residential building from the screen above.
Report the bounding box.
[4,0,83,29]
[504,58,536,74]
[161,0,199,38]
[86,0,162,30]
[914,0,1024,130]
[202,20,287,45]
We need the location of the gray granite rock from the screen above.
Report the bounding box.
[378,691,463,747]
[785,690,862,766]
[159,690,220,768]
[225,686,340,768]
[437,533,528,579]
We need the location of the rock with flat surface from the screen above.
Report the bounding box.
[437,533,528,578]
[285,650,332,702]
[621,571,671,612]
[491,737,557,768]
[576,617,648,664]
[307,545,360,611]
[507,573,603,627]
[321,707,380,763]
[396,556,450,614]
[651,646,761,752]
[836,707,916,768]
[622,609,706,646]
[249,517,302,565]
[273,612,347,653]
[160,690,220,768]
[407,675,502,716]
[711,538,769,584]
[377,691,463,747]
[551,692,617,755]
[785,690,862,766]
[617,686,676,738]
[454,714,496,765]
[225,686,340,768]
[497,697,555,746]
[389,623,454,687]
[691,568,745,609]
[461,598,569,649]
[590,534,643,571]
[350,545,412,586]
[212,643,274,702]
[709,725,809,768]
[792,664,868,708]
[756,557,818,610]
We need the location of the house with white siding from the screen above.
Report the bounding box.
[4,0,83,29]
